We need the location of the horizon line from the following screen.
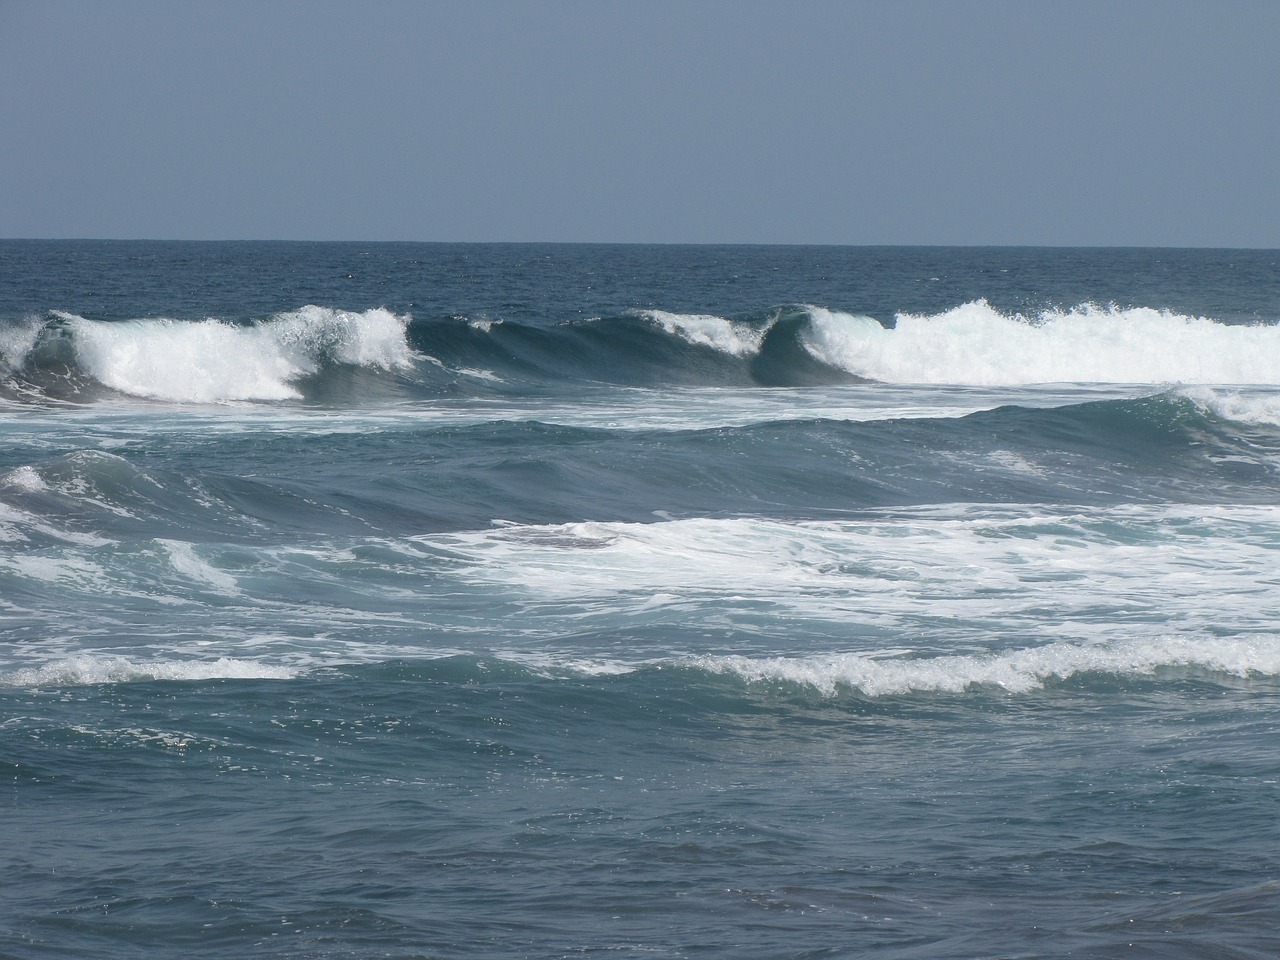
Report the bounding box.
[3,237,1278,252]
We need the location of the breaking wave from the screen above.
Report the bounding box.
[5,306,415,403]
[640,309,771,357]
[575,302,1280,387]
[10,637,1278,697]
[5,300,1280,405]
[693,635,1280,696]
[0,655,299,687]
[801,301,1280,385]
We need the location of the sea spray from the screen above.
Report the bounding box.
[61,306,415,402]
[799,300,1280,384]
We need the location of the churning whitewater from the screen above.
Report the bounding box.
[3,242,1280,960]
[9,298,1280,406]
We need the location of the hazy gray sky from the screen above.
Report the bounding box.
[2,0,1277,245]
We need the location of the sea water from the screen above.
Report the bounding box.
[2,242,1279,958]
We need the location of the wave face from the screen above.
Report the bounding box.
[5,306,415,403]
[5,242,1280,960]
[802,300,1280,385]
[7,299,1280,407]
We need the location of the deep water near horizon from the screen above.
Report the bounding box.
[3,242,1280,959]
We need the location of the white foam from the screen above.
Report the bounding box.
[0,554,110,585]
[801,302,1280,385]
[158,539,241,596]
[428,507,1280,649]
[0,316,45,372]
[643,310,769,357]
[1182,386,1280,427]
[0,655,299,687]
[0,498,113,546]
[494,650,653,677]
[272,304,414,370]
[2,464,48,493]
[64,306,415,403]
[695,635,1280,696]
[456,367,501,382]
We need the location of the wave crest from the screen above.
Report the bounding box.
[695,635,1280,696]
[9,300,1280,401]
[802,301,1280,385]
[36,306,414,403]
[0,655,299,687]
[640,310,770,358]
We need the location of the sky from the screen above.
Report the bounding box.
[1,0,1277,246]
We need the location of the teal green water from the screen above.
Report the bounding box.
[3,243,1280,958]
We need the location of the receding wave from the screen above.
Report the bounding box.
[0,655,299,687]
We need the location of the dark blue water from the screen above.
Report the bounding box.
[3,242,1280,959]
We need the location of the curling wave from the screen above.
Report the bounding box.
[8,306,415,403]
[6,300,1280,405]
[801,301,1280,385]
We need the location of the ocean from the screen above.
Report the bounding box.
[2,241,1279,959]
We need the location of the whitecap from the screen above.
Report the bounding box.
[693,635,1280,696]
[0,655,299,687]
[1181,386,1280,427]
[641,310,768,357]
[801,301,1280,385]
[157,539,241,596]
[64,306,415,403]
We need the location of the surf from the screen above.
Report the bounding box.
[4,306,417,403]
[802,300,1280,385]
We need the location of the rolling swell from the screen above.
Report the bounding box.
[9,637,1280,698]
[6,301,1280,406]
[1,307,422,405]
[399,306,863,389]
[0,304,873,406]
[4,393,1275,550]
[423,301,1280,390]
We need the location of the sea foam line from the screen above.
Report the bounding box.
[0,655,300,687]
[6,638,1276,694]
